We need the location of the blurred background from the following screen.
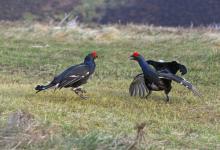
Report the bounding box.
[1,0,220,27]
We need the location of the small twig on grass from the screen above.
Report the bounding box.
[12,141,22,150]
[127,122,146,150]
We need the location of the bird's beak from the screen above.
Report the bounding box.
[129,55,134,60]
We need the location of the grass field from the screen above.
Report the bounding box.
[0,22,220,149]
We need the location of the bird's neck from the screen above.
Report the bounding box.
[84,59,96,71]
[137,56,160,83]
[137,57,153,74]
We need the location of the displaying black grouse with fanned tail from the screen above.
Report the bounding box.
[35,51,98,99]
[129,52,201,101]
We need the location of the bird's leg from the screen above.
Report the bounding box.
[72,87,88,99]
[165,94,169,102]
[145,91,152,99]
[164,87,171,102]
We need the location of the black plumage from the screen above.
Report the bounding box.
[129,52,201,101]
[35,51,97,99]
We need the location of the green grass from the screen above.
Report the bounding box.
[0,23,220,149]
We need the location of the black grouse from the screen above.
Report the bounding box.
[129,52,201,101]
[35,51,97,98]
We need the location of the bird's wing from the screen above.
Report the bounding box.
[158,72,201,97]
[147,60,187,75]
[57,64,90,88]
[129,74,149,98]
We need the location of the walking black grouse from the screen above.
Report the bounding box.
[129,52,201,101]
[35,51,97,99]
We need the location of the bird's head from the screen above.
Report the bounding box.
[84,51,98,64]
[85,51,98,60]
[90,51,98,59]
[129,51,141,61]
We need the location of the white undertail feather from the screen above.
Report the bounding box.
[158,59,165,62]
[55,83,59,88]
[73,87,79,90]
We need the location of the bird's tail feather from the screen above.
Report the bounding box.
[159,73,202,97]
[35,83,55,93]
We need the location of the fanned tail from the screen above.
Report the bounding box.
[129,74,149,98]
[159,73,202,97]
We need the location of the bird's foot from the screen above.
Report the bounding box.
[165,95,170,103]
[80,89,87,93]
[73,88,88,99]
[145,91,152,99]
[79,94,88,99]
[77,92,89,99]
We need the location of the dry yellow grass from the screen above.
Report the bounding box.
[0,22,220,149]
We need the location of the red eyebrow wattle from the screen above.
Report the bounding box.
[133,51,139,57]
